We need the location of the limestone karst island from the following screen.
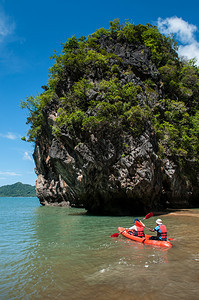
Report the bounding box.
[21,20,199,215]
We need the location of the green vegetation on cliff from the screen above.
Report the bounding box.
[0,182,36,197]
[21,19,199,163]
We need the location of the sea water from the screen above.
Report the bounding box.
[0,197,199,299]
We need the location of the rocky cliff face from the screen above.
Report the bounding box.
[32,29,199,215]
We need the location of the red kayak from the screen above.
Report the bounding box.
[118,227,173,248]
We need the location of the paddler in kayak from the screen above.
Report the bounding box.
[127,218,145,237]
[148,218,167,241]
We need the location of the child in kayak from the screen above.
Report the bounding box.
[127,218,145,237]
[148,218,167,241]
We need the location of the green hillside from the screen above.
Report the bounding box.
[0,182,36,197]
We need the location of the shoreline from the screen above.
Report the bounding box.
[159,208,199,218]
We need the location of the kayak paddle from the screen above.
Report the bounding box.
[143,212,153,220]
[135,220,145,227]
[110,212,153,237]
[110,229,126,238]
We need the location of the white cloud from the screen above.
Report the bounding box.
[157,17,197,44]
[0,8,26,74]
[157,16,199,65]
[23,151,32,161]
[0,9,15,41]
[0,132,18,140]
[178,43,199,61]
[0,171,21,176]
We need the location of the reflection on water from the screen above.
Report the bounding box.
[0,198,199,300]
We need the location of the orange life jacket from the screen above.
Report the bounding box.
[135,226,145,238]
[158,224,167,241]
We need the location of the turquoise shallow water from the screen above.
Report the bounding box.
[0,197,199,299]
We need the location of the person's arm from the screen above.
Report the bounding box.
[128,225,136,230]
[148,228,155,232]
[154,225,159,232]
[148,225,159,232]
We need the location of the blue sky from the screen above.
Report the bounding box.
[0,0,199,187]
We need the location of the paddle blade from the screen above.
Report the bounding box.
[135,220,144,227]
[110,233,120,237]
[168,238,176,241]
[143,212,153,220]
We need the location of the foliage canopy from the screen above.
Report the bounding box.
[21,19,199,162]
[0,182,36,197]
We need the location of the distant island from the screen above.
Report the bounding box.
[0,182,36,197]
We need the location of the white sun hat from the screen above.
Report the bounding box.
[156,218,162,225]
